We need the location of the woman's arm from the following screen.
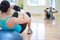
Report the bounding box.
[10,5,30,24]
[52,9,58,13]
[12,12,30,24]
[52,10,58,13]
[44,9,47,16]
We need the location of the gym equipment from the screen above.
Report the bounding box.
[12,12,18,17]
[13,5,20,11]
[0,30,24,40]
[26,12,31,17]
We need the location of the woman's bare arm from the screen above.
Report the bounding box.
[12,12,30,24]
[52,10,58,13]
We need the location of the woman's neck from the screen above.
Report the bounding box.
[1,12,9,20]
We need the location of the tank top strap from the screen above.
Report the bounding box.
[0,16,2,27]
[4,16,11,22]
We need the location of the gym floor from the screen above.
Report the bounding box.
[22,14,60,40]
[0,0,60,40]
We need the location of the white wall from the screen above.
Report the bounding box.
[56,0,60,14]
[23,0,50,14]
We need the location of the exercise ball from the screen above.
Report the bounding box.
[0,30,24,40]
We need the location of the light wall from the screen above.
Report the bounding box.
[16,0,60,15]
[18,0,23,7]
[23,0,50,14]
[56,0,60,14]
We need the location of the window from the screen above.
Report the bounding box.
[0,0,15,6]
[0,0,2,3]
[27,0,46,6]
[8,0,15,5]
[50,0,56,9]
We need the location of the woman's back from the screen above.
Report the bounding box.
[0,0,30,33]
[0,16,22,32]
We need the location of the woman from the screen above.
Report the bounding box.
[44,7,57,20]
[0,1,32,34]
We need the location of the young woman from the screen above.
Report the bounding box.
[0,1,32,34]
[44,7,58,20]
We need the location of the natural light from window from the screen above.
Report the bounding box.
[27,0,46,6]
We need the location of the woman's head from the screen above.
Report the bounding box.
[0,1,10,13]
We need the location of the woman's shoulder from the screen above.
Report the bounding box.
[7,16,17,23]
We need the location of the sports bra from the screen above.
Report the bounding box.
[0,16,22,32]
[47,9,51,14]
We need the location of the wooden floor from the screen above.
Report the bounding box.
[22,15,60,40]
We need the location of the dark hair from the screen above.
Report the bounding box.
[46,8,49,9]
[0,1,10,12]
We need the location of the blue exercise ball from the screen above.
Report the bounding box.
[0,30,24,40]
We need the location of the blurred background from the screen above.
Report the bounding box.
[0,0,60,40]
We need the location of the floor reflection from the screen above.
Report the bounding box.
[30,22,45,40]
[23,16,60,40]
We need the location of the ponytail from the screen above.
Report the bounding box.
[0,1,10,12]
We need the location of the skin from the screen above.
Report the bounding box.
[44,7,58,18]
[1,6,31,28]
